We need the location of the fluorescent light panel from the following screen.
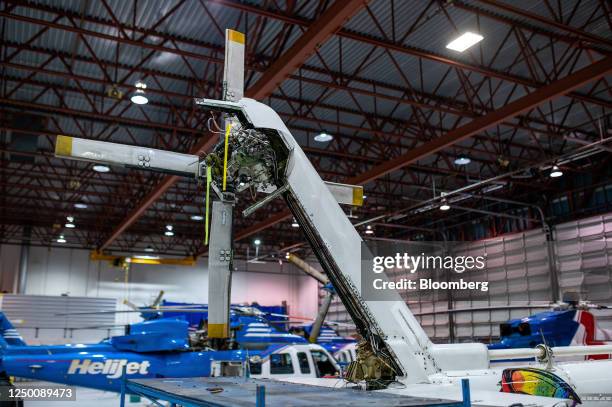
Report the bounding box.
[446,32,483,52]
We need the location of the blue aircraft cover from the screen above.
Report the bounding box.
[111,319,189,352]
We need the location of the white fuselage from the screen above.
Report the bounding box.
[208,97,612,406]
[287,358,612,407]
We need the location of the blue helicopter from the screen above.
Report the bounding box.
[150,299,358,361]
[488,302,612,359]
[0,308,340,394]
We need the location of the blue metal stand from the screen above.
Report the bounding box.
[255,385,265,407]
[461,379,471,407]
[119,366,127,407]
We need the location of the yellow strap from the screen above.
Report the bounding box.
[205,166,212,245]
[222,123,231,191]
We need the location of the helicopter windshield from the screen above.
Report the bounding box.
[310,349,338,377]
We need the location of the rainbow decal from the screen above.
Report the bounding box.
[500,368,581,405]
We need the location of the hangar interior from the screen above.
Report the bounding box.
[0,0,611,405]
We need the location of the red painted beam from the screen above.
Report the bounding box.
[350,56,612,185]
[99,136,217,251]
[245,0,368,99]
[0,98,201,135]
[235,55,612,241]
[234,210,292,243]
[3,8,610,109]
[476,0,612,48]
[208,0,610,108]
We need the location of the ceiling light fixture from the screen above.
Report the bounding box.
[190,215,204,221]
[285,252,290,259]
[57,235,66,243]
[291,219,299,228]
[164,231,174,237]
[454,156,471,165]
[254,239,261,246]
[446,32,484,52]
[314,132,333,142]
[166,225,173,231]
[92,164,110,173]
[133,255,160,260]
[439,200,451,211]
[365,225,374,235]
[66,216,74,222]
[144,246,155,252]
[550,165,563,178]
[65,223,76,228]
[74,203,88,209]
[131,80,149,105]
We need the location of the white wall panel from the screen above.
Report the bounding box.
[329,213,612,343]
[0,246,318,340]
[0,294,116,345]
[555,214,612,307]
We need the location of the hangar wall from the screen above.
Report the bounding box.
[1,212,610,344]
[0,246,318,326]
[327,212,612,341]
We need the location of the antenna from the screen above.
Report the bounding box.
[538,328,554,370]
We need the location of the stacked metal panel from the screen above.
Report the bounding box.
[0,294,117,345]
[326,212,612,342]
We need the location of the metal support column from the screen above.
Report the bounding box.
[544,223,560,303]
[16,226,31,294]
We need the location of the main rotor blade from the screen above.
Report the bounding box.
[272,314,355,327]
[123,299,140,311]
[412,304,552,316]
[309,290,334,342]
[56,307,210,316]
[151,290,165,308]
